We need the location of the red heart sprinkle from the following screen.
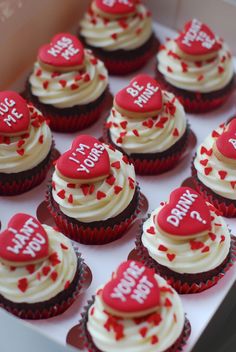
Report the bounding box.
[158,244,168,251]
[200,159,208,166]
[18,278,28,292]
[218,170,227,180]
[147,226,156,235]
[114,185,123,194]
[204,167,212,175]
[166,253,176,262]
[97,191,106,200]
[111,161,121,169]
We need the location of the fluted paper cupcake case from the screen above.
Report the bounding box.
[46,184,143,245]
[0,247,87,319]
[0,143,56,196]
[135,218,236,294]
[78,297,191,352]
[79,34,159,76]
[103,125,191,175]
[24,87,110,133]
[191,163,236,218]
[155,69,235,114]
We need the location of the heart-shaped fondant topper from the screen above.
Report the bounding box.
[0,214,49,266]
[157,187,211,239]
[0,91,30,137]
[38,33,85,72]
[214,118,236,164]
[56,135,110,181]
[114,74,163,118]
[176,19,221,57]
[102,260,160,318]
[93,0,136,19]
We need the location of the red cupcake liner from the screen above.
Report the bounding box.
[80,34,160,76]
[130,149,187,175]
[0,145,56,196]
[135,220,236,294]
[0,248,87,320]
[46,185,143,245]
[103,125,191,175]
[102,46,158,75]
[155,69,235,114]
[39,93,109,133]
[79,297,191,352]
[192,165,236,217]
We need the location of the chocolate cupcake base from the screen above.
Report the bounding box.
[46,185,142,245]
[24,86,110,133]
[155,69,235,113]
[0,249,86,320]
[104,125,191,175]
[0,145,55,196]
[79,297,191,352]
[79,33,160,75]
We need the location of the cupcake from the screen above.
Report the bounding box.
[156,19,235,113]
[25,33,109,132]
[104,74,189,175]
[80,260,191,352]
[136,187,236,294]
[46,134,141,244]
[79,0,159,75]
[0,91,54,195]
[0,213,85,319]
[192,118,236,217]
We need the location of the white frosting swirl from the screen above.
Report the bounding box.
[107,91,187,154]
[29,50,108,108]
[87,275,185,352]
[194,123,236,200]
[52,145,136,222]
[0,106,52,173]
[0,225,77,303]
[142,205,231,274]
[80,4,152,51]
[157,40,234,93]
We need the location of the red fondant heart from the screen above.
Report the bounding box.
[0,91,30,136]
[95,0,135,16]
[157,187,211,237]
[38,33,84,68]
[216,119,236,160]
[115,74,162,116]
[102,260,160,316]
[0,214,49,265]
[56,135,110,180]
[176,19,221,56]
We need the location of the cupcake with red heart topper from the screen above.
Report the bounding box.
[136,187,236,294]
[79,0,159,75]
[156,19,235,113]
[192,118,236,217]
[0,91,54,195]
[25,33,109,132]
[80,260,191,352]
[0,213,86,319]
[46,135,141,244]
[104,74,190,175]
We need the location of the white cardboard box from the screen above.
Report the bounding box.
[1,1,236,351]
